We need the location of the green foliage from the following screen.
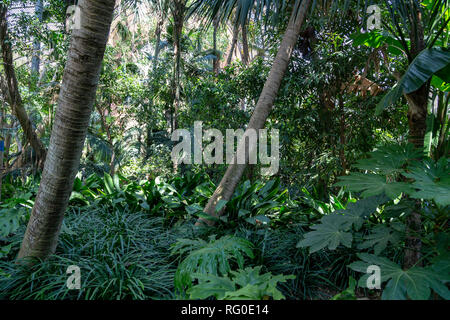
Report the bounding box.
[187,266,295,300]
[348,253,450,300]
[0,209,181,300]
[335,143,450,205]
[376,48,450,114]
[331,276,357,300]
[405,158,450,206]
[171,235,254,292]
[297,195,388,253]
[358,224,403,255]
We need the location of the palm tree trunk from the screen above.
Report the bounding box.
[0,5,47,169]
[198,0,311,225]
[18,0,116,260]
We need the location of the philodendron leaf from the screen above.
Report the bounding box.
[187,273,235,300]
[348,253,450,300]
[334,173,413,199]
[404,158,450,206]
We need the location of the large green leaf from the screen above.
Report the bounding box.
[188,267,294,300]
[296,217,353,252]
[354,143,422,175]
[297,195,388,253]
[358,224,403,255]
[404,158,450,206]
[171,235,254,290]
[334,172,412,199]
[348,253,450,300]
[402,48,450,93]
[376,48,450,114]
[350,30,403,55]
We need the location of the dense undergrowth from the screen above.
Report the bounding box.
[0,167,365,300]
[1,143,448,300]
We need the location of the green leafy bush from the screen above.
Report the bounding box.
[187,266,295,300]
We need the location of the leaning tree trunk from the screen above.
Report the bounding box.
[0,5,47,169]
[18,0,116,260]
[225,23,239,66]
[198,0,311,226]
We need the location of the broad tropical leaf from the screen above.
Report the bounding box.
[349,253,450,300]
[354,144,422,175]
[404,158,450,206]
[335,173,412,199]
[296,217,353,252]
[376,48,450,114]
[358,224,403,255]
[171,235,254,290]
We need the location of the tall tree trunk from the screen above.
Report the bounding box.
[225,23,239,66]
[403,7,427,270]
[171,0,185,133]
[0,5,47,168]
[152,12,164,71]
[242,23,250,66]
[18,0,116,260]
[147,11,165,154]
[198,0,311,226]
[212,15,220,74]
[31,0,44,75]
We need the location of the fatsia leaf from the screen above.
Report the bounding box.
[296,217,353,252]
[298,195,388,252]
[358,225,402,255]
[354,144,422,175]
[325,195,388,231]
[348,253,450,300]
[334,173,412,199]
[404,158,450,206]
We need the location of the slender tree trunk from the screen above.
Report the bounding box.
[18,0,116,260]
[213,16,220,74]
[198,0,311,226]
[147,11,165,153]
[339,98,347,175]
[171,0,185,133]
[226,23,239,66]
[0,5,47,168]
[31,0,44,75]
[0,107,4,202]
[153,12,164,71]
[403,8,428,270]
[242,23,250,66]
